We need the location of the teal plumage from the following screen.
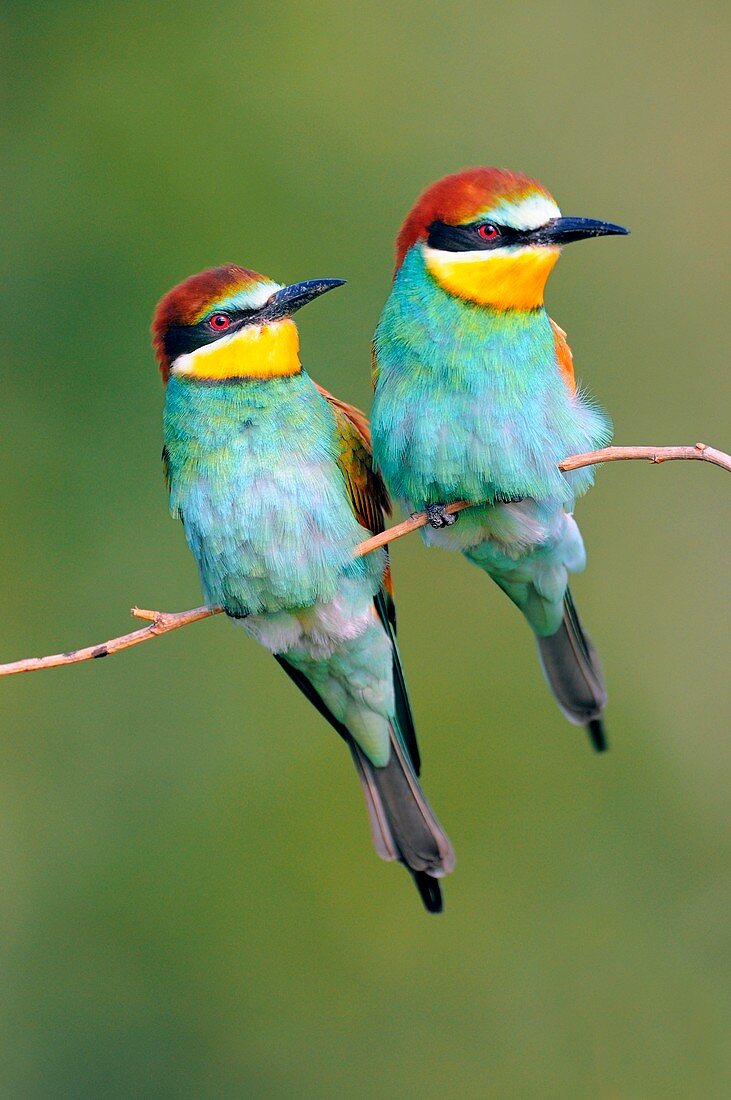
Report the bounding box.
[154,264,454,911]
[372,245,611,511]
[371,168,628,749]
[164,374,381,619]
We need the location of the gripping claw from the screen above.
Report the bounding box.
[425,503,457,528]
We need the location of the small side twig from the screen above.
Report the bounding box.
[1,442,728,678]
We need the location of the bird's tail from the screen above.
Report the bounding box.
[536,588,608,752]
[349,726,455,913]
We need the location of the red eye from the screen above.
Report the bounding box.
[478,223,499,241]
[209,313,231,331]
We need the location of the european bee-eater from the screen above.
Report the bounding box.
[152,264,454,911]
[371,169,628,751]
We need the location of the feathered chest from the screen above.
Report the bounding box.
[163,376,368,616]
[371,250,611,507]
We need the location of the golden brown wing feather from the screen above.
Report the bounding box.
[314,383,391,537]
[370,341,380,391]
[315,385,416,765]
[549,317,577,394]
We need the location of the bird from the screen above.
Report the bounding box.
[370,168,628,752]
[152,264,454,911]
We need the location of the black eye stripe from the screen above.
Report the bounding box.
[164,310,255,361]
[427,219,538,252]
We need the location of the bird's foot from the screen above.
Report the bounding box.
[493,491,524,504]
[425,503,458,528]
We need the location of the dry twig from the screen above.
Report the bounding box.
[558,442,731,474]
[2,442,727,678]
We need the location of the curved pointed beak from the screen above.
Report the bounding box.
[537,217,630,245]
[261,278,346,321]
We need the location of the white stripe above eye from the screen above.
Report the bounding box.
[212,280,281,314]
[487,193,562,230]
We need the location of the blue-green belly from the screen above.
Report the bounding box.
[163,373,378,617]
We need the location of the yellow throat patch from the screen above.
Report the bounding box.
[425,246,559,310]
[173,319,301,380]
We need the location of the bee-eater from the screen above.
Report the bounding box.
[152,264,454,911]
[370,169,628,751]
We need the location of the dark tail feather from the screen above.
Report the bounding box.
[586,718,607,753]
[536,589,608,752]
[274,649,453,912]
[350,727,455,914]
[412,871,444,914]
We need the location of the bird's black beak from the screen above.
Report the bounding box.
[261,278,346,321]
[536,217,629,246]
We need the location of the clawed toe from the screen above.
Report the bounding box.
[425,503,457,528]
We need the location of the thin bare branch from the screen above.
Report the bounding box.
[0,605,220,677]
[354,443,730,556]
[558,442,731,474]
[354,500,473,556]
[2,442,728,678]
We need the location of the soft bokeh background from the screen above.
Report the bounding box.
[1,2,729,1096]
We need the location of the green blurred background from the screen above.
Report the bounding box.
[1,2,729,1096]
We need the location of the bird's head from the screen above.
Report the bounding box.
[395,167,628,311]
[152,264,345,382]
